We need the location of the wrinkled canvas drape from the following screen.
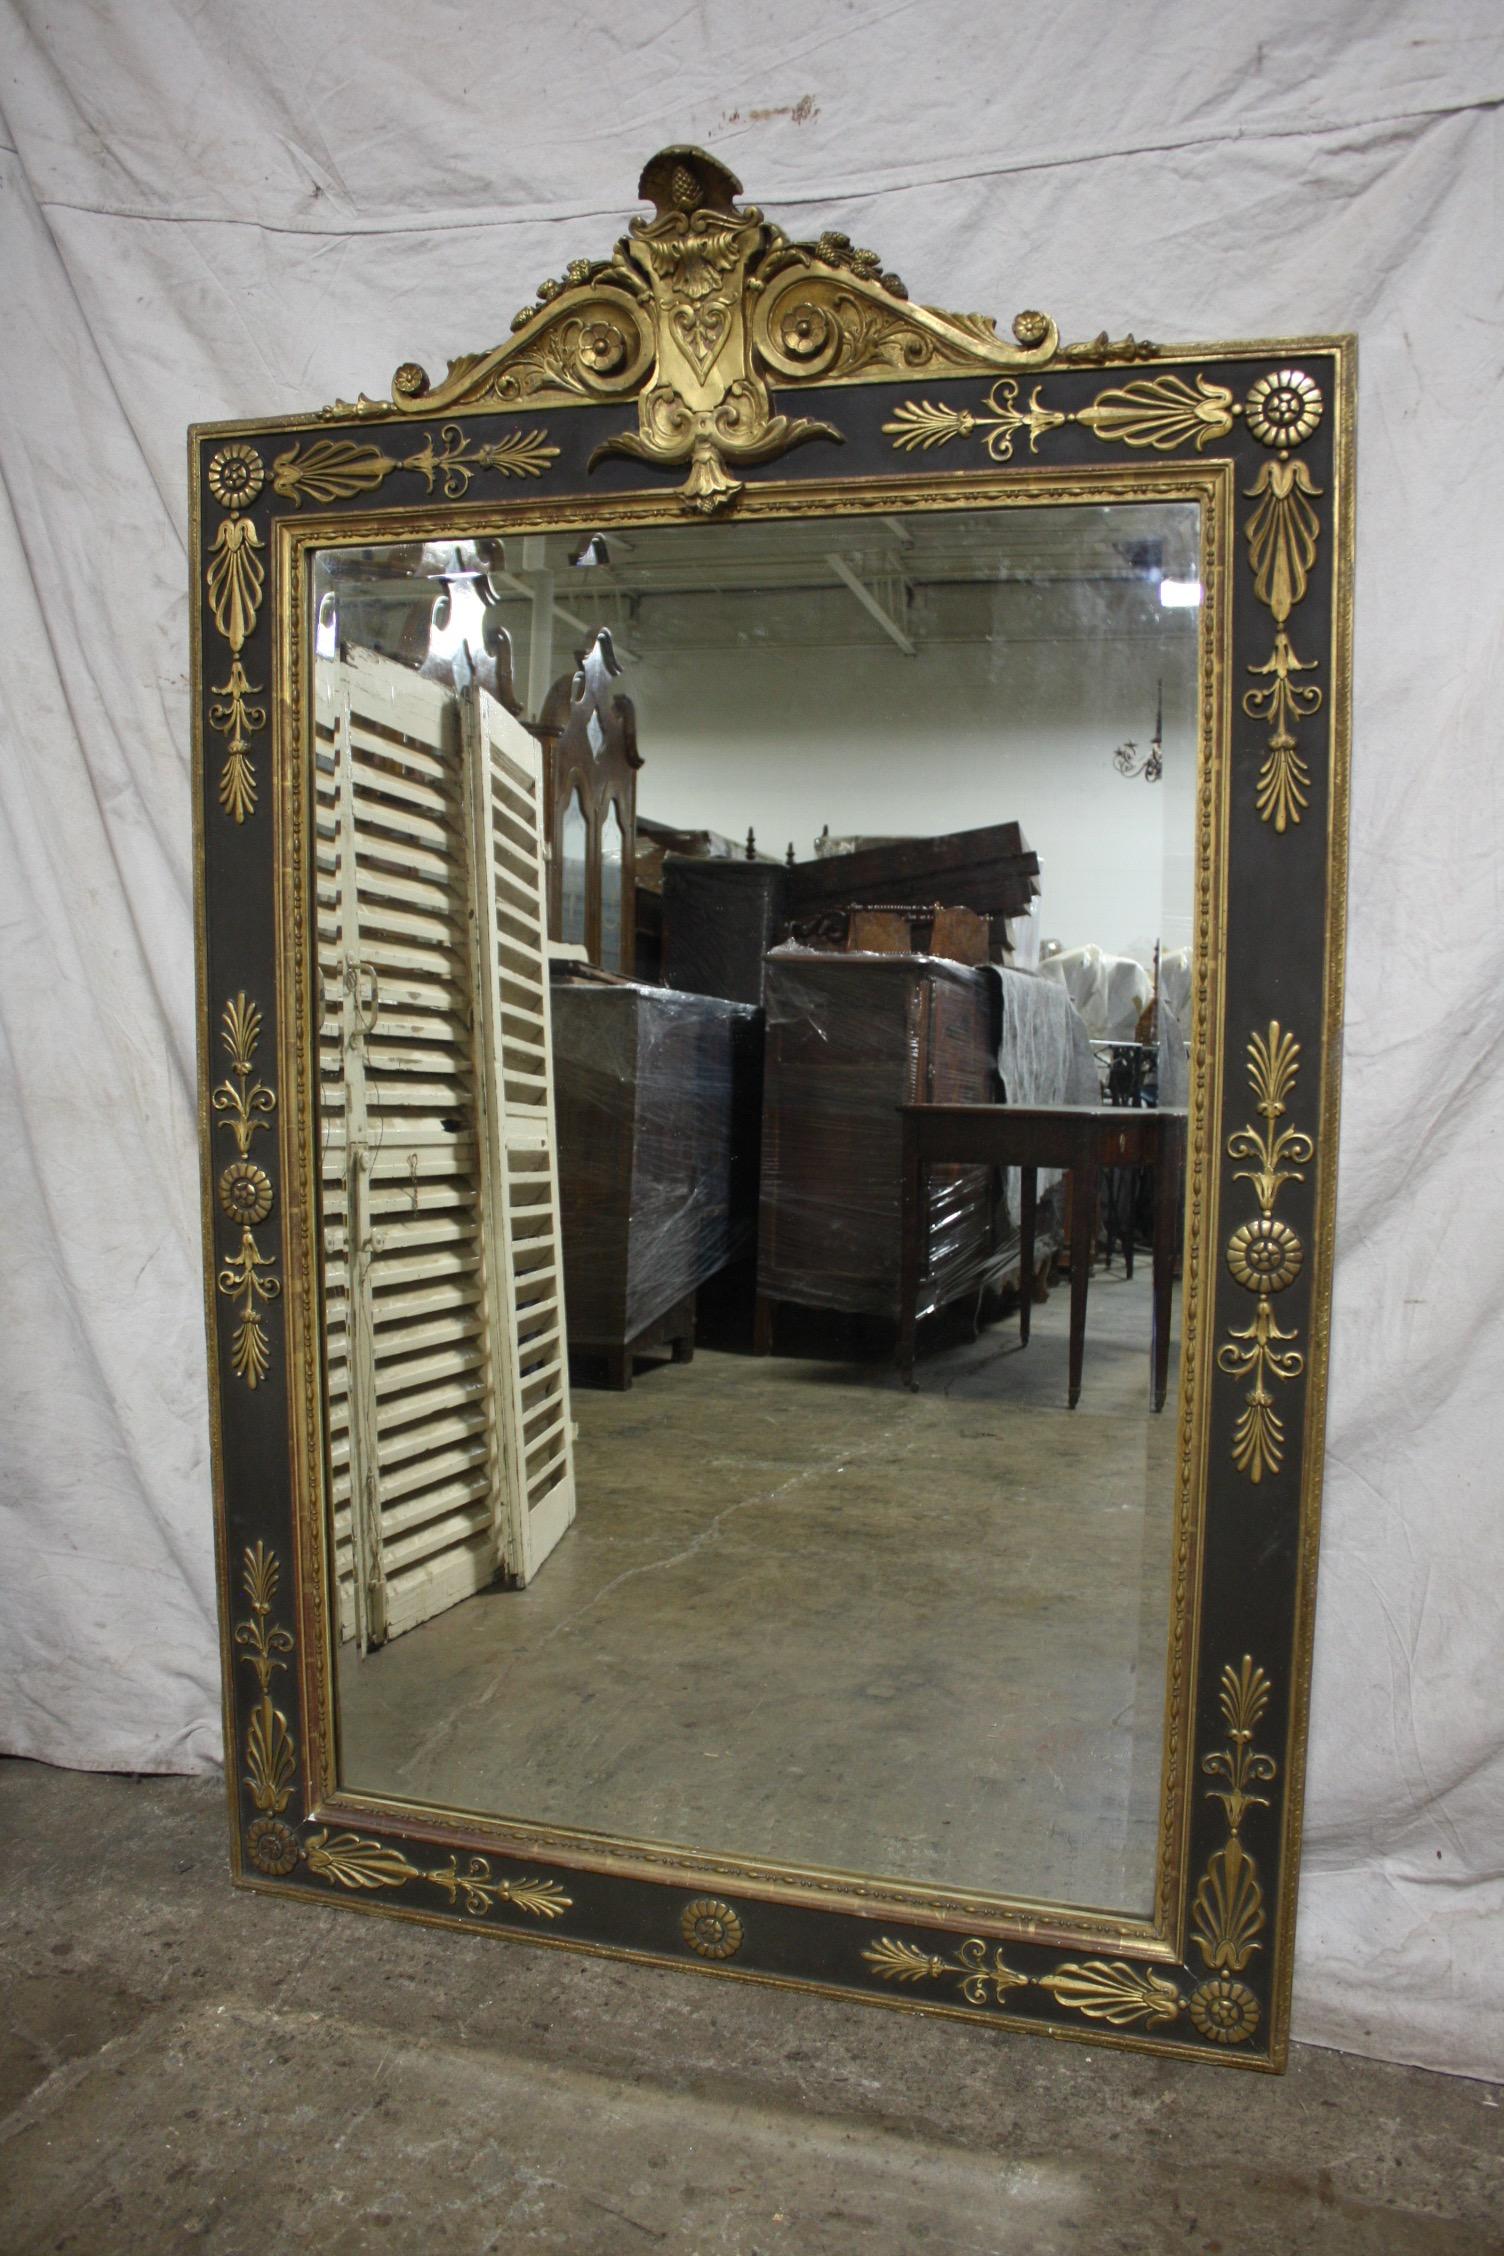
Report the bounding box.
[2,0,1501,2080]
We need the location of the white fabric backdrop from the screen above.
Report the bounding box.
[3,0,1501,2079]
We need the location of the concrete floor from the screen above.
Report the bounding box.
[3,1759,1501,2255]
[339,1268,1177,1916]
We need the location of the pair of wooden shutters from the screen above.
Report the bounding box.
[315,647,575,1649]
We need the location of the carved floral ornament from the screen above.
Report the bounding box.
[680,1897,744,1959]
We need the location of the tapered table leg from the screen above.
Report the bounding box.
[1068,1151,1095,1409]
[1152,1118,1182,1411]
[1018,1165,1037,1347]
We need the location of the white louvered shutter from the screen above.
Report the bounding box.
[462,680,577,1584]
[316,649,518,1646]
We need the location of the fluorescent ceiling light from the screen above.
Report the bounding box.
[1159,578,1202,608]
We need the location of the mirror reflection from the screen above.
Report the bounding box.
[312,500,1200,1915]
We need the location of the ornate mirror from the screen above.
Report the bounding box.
[192,147,1352,2069]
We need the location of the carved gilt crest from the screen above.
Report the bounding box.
[336,146,1061,513]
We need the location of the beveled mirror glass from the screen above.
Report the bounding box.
[193,146,1352,2069]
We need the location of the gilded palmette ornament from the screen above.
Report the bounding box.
[1202,1656,1277,1834]
[1036,1960,1183,2029]
[303,1830,421,1891]
[271,437,399,506]
[270,427,558,508]
[205,512,265,652]
[217,1229,281,1386]
[213,994,275,1156]
[1075,371,1236,451]
[429,1859,572,1919]
[1244,458,1322,623]
[1220,1300,1303,1480]
[1217,1025,1312,1482]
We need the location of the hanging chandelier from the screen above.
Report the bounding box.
[1112,679,1164,783]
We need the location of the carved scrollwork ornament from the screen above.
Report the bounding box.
[207,657,267,823]
[1244,629,1323,833]
[329,145,1060,511]
[862,1934,1028,2005]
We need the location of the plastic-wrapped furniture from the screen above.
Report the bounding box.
[753,950,1003,1345]
[551,983,761,1386]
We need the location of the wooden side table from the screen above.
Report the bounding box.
[897,1104,1187,1407]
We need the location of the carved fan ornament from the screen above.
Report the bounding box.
[329,146,1063,514]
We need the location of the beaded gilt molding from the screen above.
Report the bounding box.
[193,143,1352,2073]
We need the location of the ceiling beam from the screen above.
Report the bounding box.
[824,553,916,656]
[488,567,635,669]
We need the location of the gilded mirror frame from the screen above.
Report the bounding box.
[191,147,1353,2070]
